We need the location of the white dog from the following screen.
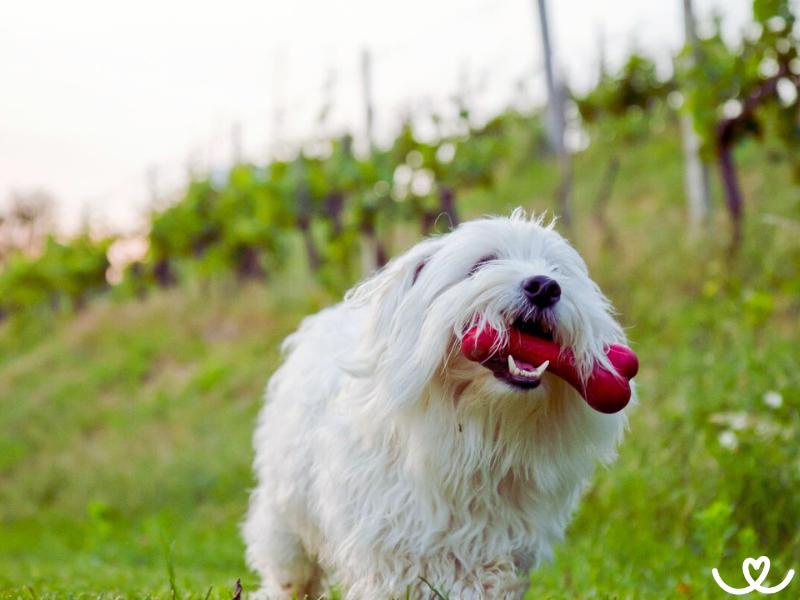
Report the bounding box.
[243,210,632,599]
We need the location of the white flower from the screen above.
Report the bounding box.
[709,411,749,430]
[719,430,739,451]
[729,412,748,431]
[763,391,783,409]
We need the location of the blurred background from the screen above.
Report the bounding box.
[1,0,799,597]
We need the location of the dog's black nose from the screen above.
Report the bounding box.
[522,275,561,308]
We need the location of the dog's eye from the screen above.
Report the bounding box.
[412,260,427,285]
[469,255,496,276]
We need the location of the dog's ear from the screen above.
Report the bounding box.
[345,236,442,338]
[342,237,443,403]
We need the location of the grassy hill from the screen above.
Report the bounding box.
[1,121,799,598]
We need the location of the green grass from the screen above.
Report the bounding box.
[0,281,335,599]
[1,120,799,598]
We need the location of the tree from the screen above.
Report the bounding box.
[0,189,54,259]
[680,0,800,250]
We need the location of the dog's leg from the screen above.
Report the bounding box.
[421,557,527,600]
[246,525,317,599]
[243,488,318,599]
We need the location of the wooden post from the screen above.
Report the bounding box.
[147,166,159,207]
[271,48,287,155]
[681,0,712,229]
[597,25,607,83]
[533,0,572,227]
[361,49,375,151]
[534,0,563,153]
[359,48,386,274]
[231,121,243,166]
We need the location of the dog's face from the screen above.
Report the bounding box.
[348,211,625,415]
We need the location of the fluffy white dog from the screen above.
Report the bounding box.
[243,210,632,599]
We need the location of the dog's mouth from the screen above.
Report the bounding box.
[462,314,639,412]
[481,315,554,390]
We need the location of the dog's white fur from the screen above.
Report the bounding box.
[243,211,631,599]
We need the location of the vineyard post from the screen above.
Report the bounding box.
[359,48,384,274]
[680,0,712,230]
[271,48,287,155]
[533,0,572,227]
[148,164,176,288]
[186,148,200,180]
[294,159,322,273]
[231,121,243,166]
[597,25,607,82]
[147,166,159,208]
[361,49,375,152]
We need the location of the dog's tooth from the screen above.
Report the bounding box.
[531,360,550,378]
[508,355,523,376]
[507,354,545,380]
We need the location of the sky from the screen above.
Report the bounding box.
[0,0,751,234]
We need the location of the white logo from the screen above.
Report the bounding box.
[712,556,795,595]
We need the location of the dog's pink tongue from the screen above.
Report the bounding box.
[461,326,638,414]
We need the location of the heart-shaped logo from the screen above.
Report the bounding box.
[712,554,795,595]
[743,556,771,588]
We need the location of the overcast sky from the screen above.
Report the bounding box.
[0,0,751,233]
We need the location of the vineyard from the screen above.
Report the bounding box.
[1,0,800,598]
[0,0,800,317]
[0,1,798,319]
